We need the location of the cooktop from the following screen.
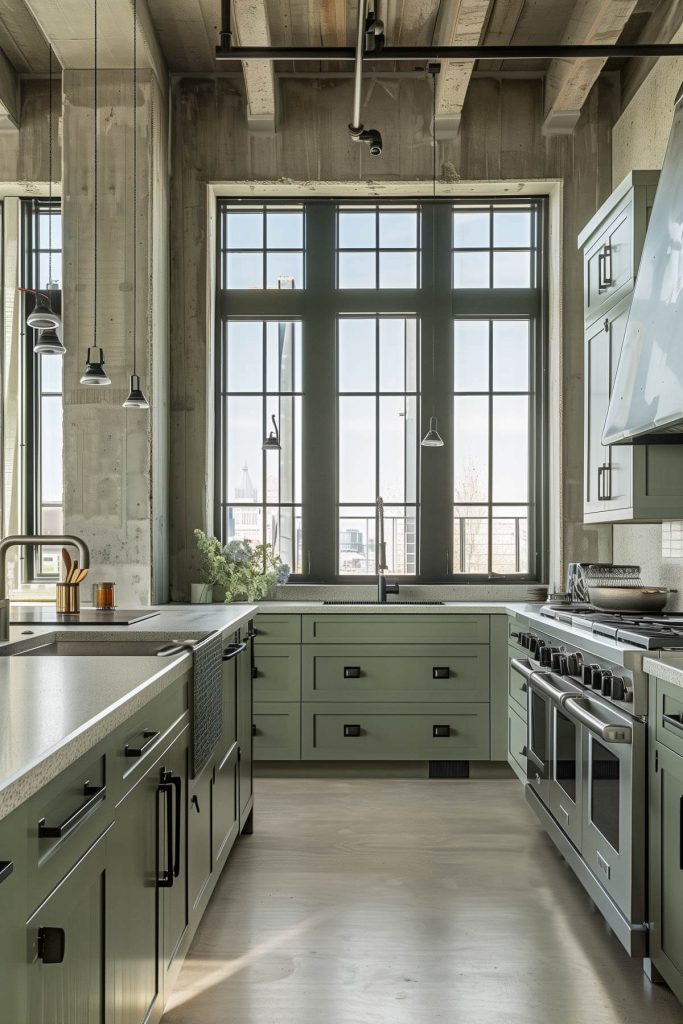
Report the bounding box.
[540,604,683,649]
[10,607,160,626]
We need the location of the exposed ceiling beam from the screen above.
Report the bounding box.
[543,0,639,135]
[147,0,216,71]
[433,0,493,139]
[233,0,276,134]
[0,43,18,130]
[621,0,683,111]
[23,0,167,88]
[0,0,50,72]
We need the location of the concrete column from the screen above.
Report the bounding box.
[61,69,168,605]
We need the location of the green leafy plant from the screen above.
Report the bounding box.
[194,529,290,603]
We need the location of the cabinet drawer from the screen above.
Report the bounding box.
[302,615,489,645]
[508,651,528,714]
[655,678,683,758]
[253,703,301,760]
[253,645,301,701]
[302,644,489,702]
[508,706,527,782]
[253,614,301,645]
[302,702,490,760]
[25,749,112,913]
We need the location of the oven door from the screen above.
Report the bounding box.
[563,694,646,923]
[549,696,583,849]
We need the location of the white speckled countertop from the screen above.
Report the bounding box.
[0,604,257,821]
[644,654,683,689]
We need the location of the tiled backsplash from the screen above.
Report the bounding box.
[612,523,683,612]
[662,521,683,559]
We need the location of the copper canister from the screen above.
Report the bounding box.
[93,582,116,610]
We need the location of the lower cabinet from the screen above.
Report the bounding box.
[507,705,527,783]
[26,829,109,1024]
[212,743,239,864]
[237,634,254,830]
[0,811,27,1024]
[188,760,213,915]
[650,739,683,1001]
[254,702,301,759]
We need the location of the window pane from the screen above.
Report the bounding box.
[266,321,301,393]
[379,210,417,249]
[339,396,375,502]
[338,319,375,392]
[493,251,531,288]
[453,209,489,248]
[454,321,489,391]
[40,352,63,393]
[267,252,303,289]
[225,505,262,546]
[339,506,376,575]
[379,318,418,392]
[226,396,262,502]
[453,506,488,574]
[338,250,376,288]
[381,506,417,575]
[492,321,529,392]
[453,251,489,288]
[453,396,489,502]
[265,395,299,504]
[226,211,263,249]
[379,251,417,288]
[266,505,302,573]
[227,251,263,289]
[379,395,414,502]
[39,253,61,289]
[492,506,529,574]
[493,396,529,501]
[41,506,63,534]
[40,396,62,502]
[339,211,376,249]
[226,321,262,392]
[266,211,303,249]
[493,209,532,248]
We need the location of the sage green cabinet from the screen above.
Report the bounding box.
[187,761,213,915]
[0,809,27,1024]
[253,703,301,760]
[26,829,109,1024]
[254,614,301,644]
[302,614,489,645]
[159,729,190,992]
[253,644,301,701]
[237,635,254,831]
[649,739,683,1003]
[212,742,238,864]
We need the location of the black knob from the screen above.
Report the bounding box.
[583,663,598,686]
[520,633,530,649]
[600,672,613,697]
[566,653,580,676]
[528,635,538,655]
[610,676,626,701]
[539,646,552,667]
[550,651,563,672]
[591,665,605,689]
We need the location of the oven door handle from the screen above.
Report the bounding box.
[562,697,632,744]
[528,670,572,706]
[510,658,533,680]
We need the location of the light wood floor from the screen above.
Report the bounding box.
[162,778,683,1023]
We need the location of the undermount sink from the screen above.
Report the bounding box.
[322,600,444,606]
[13,639,192,658]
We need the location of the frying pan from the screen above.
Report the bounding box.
[587,586,670,613]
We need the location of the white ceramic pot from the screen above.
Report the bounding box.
[190,583,213,604]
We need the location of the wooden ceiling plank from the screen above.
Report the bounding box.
[543,0,639,134]
[434,0,493,139]
[233,0,276,132]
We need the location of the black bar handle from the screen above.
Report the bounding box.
[0,860,13,885]
[433,724,450,738]
[344,666,361,678]
[169,774,182,879]
[344,724,361,737]
[125,730,160,758]
[223,641,248,661]
[245,627,257,639]
[158,778,174,888]
[433,667,450,679]
[38,926,65,964]
[603,243,613,285]
[38,782,106,840]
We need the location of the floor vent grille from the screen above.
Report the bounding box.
[429,760,470,779]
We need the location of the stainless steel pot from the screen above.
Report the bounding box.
[587,585,670,613]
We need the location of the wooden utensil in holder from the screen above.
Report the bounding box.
[56,582,80,614]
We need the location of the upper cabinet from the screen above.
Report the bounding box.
[579,171,683,524]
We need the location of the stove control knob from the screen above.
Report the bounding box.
[610,676,626,701]
[600,672,613,697]
[534,639,546,658]
[539,646,554,668]
[583,663,599,687]
[591,665,605,689]
[520,632,530,649]
[566,653,581,676]
[551,652,569,674]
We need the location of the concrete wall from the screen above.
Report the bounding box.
[169,73,616,599]
[611,38,683,610]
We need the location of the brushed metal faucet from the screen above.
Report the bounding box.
[0,534,90,641]
[376,497,399,604]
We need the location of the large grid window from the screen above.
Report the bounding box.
[23,199,63,580]
[216,197,546,583]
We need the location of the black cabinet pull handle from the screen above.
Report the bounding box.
[520,745,528,757]
[343,666,361,679]
[252,666,259,678]
[38,782,106,840]
[158,768,181,888]
[38,926,65,964]
[246,628,257,639]
[344,724,361,737]
[223,641,248,661]
[124,730,160,758]
[433,667,450,679]
[0,860,13,885]
[252,722,257,736]
[433,724,450,738]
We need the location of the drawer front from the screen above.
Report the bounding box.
[302,615,489,645]
[507,706,527,782]
[253,645,301,701]
[508,649,528,714]
[302,644,489,702]
[253,703,301,760]
[655,678,683,758]
[253,614,301,645]
[302,702,490,760]
[25,749,112,913]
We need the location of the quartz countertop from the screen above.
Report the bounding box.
[643,654,683,688]
[0,603,257,821]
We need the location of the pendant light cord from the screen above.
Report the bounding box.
[132,0,137,376]
[93,0,98,349]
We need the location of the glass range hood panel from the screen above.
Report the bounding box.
[603,86,683,445]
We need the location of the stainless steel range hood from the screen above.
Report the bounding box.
[603,84,683,445]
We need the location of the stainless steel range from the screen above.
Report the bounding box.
[509,605,675,960]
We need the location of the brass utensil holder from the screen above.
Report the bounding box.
[56,583,80,614]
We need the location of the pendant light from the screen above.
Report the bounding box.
[29,46,62,338]
[123,0,149,410]
[421,67,444,450]
[262,414,281,451]
[81,0,110,387]
[34,325,66,356]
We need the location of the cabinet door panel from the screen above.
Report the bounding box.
[237,639,254,828]
[212,743,238,864]
[606,303,632,512]
[160,729,190,980]
[0,809,27,1024]
[585,317,611,514]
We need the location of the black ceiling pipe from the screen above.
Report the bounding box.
[219,0,232,50]
[217,43,683,62]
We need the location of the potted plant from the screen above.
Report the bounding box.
[190,529,225,603]
[193,530,290,603]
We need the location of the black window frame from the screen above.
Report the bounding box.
[215,196,548,584]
